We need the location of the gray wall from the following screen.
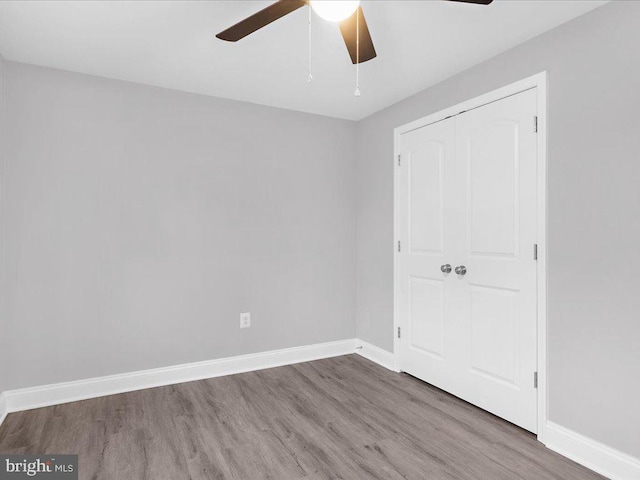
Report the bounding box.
[356,1,640,457]
[1,62,357,391]
[0,53,6,394]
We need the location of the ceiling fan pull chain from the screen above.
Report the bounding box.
[307,5,313,83]
[354,7,361,97]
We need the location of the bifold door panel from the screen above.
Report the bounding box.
[398,89,538,432]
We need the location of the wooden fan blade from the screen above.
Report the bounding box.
[339,7,376,64]
[216,0,306,42]
[446,0,493,4]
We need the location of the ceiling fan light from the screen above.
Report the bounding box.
[310,0,360,22]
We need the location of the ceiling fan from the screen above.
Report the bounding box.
[216,0,494,65]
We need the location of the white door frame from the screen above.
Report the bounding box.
[393,72,548,443]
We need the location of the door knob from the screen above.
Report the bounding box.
[440,264,452,274]
[455,265,467,276]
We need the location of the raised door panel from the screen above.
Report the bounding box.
[409,276,445,359]
[409,143,445,254]
[466,121,519,257]
[469,285,520,387]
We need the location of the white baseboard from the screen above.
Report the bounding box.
[545,421,640,480]
[0,393,7,427]
[355,339,395,371]
[0,339,356,422]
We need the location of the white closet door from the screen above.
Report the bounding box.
[398,89,538,432]
[398,117,458,393]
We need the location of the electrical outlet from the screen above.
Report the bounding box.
[240,312,251,329]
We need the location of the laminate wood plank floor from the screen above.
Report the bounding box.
[0,355,605,480]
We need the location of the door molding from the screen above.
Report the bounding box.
[393,72,548,443]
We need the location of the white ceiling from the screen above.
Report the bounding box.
[0,0,607,120]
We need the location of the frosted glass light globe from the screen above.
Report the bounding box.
[310,1,360,22]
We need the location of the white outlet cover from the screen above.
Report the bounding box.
[240,312,251,329]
